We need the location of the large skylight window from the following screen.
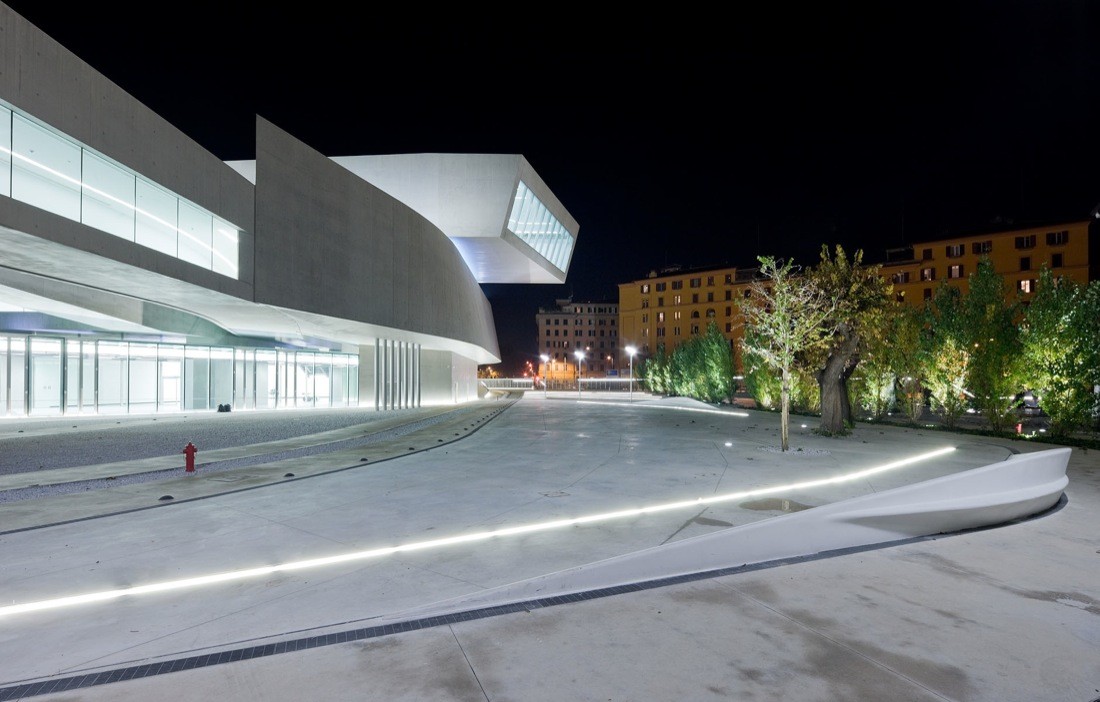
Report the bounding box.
[507,181,573,272]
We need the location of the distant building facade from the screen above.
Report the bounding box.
[536,298,619,379]
[618,219,1098,367]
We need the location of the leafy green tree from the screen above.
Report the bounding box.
[808,245,893,434]
[639,344,671,395]
[740,256,838,451]
[889,305,926,424]
[1023,269,1098,436]
[962,259,1024,433]
[922,285,971,428]
[742,330,781,410]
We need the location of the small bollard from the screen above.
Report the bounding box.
[183,441,198,472]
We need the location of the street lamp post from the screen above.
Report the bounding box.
[539,354,550,399]
[625,345,637,402]
[574,349,585,398]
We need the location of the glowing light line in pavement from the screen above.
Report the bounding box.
[0,446,955,618]
[576,400,750,417]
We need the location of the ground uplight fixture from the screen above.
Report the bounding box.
[574,349,585,397]
[540,354,550,398]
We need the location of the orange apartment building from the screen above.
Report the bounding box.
[617,218,1098,366]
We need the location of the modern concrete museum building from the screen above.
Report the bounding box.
[0,3,577,416]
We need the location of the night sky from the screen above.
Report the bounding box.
[7,2,1097,372]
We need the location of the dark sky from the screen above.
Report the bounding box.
[7,2,1098,372]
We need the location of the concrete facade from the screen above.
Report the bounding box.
[0,3,576,414]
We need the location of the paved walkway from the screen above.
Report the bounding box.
[0,396,1096,701]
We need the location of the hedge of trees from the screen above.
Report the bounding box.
[639,246,1100,445]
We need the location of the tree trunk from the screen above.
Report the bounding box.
[818,326,861,434]
[780,367,790,451]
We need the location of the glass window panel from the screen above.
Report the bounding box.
[128,343,158,413]
[96,341,128,414]
[184,346,210,411]
[0,337,8,414]
[315,357,332,407]
[0,106,10,197]
[135,180,178,256]
[82,342,95,413]
[66,340,81,412]
[209,347,234,408]
[178,200,213,269]
[9,337,26,416]
[158,345,183,412]
[11,114,81,220]
[212,219,239,278]
[255,349,276,409]
[331,354,348,407]
[82,151,135,240]
[348,354,359,405]
[296,352,315,407]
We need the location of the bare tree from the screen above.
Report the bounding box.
[739,257,838,451]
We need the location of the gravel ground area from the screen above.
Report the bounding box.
[0,407,442,476]
[0,407,485,507]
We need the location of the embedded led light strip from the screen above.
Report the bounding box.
[0,446,955,618]
[577,400,750,417]
[0,145,239,274]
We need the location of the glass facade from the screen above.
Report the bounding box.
[0,103,241,278]
[507,181,574,272]
[0,336,358,416]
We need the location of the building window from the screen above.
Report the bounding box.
[691,293,699,303]
[724,274,734,284]
[690,310,700,319]
[545,329,550,337]
[948,264,964,279]
[921,267,935,281]
[896,291,906,302]
[1047,230,1069,246]
[673,311,681,321]
[946,244,964,258]
[706,292,714,302]
[1017,279,1036,294]
[657,328,665,338]
[707,276,715,286]
[641,299,649,308]
[1051,253,1063,268]
[923,288,933,300]
[656,282,666,292]
[725,306,732,317]
[971,240,992,254]
[641,314,648,324]
[743,289,751,298]
[671,280,683,290]
[690,325,700,335]
[673,295,682,305]
[673,326,681,336]
[690,278,701,288]
[657,297,664,307]
[706,309,716,318]
[1020,257,1031,271]
[1015,234,1037,249]
[922,248,933,261]
[892,271,910,284]
[724,290,732,301]
[640,284,650,294]
[657,312,665,323]
[725,322,733,333]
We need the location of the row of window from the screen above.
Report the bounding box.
[640,274,738,295]
[933,231,1070,260]
[542,317,617,326]
[893,254,1065,285]
[543,340,615,350]
[0,103,241,278]
[545,329,617,337]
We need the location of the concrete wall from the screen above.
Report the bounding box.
[253,117,499,360]
[420,349,478,406]
[0,4,255,295]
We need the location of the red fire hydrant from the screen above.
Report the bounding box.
[183,442,198,473]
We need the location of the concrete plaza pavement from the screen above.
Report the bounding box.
[0,395,1097,701]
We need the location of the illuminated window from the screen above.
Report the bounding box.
[948,264,964,279]
[674,295,682,305]
[673,311,681,321]
[507,181,574,271]
[892,271,910,284]
[657,312,665,323]
[640,284,650,294]
[921,267,935,281]
[1017,279,1036,293]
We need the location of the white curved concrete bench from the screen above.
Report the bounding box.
[405,446,1070,617]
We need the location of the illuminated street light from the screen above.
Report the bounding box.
[625,345,638,402]
[540,354,550,398]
